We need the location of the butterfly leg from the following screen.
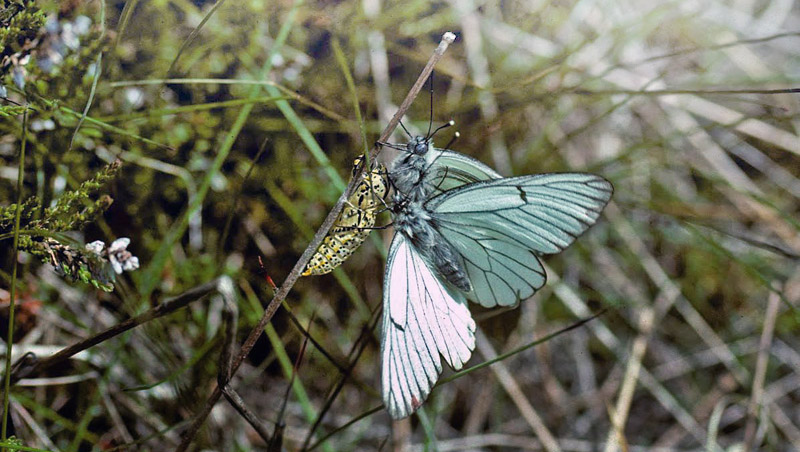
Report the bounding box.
[369,178,392,211]
[430,165,451,191]
[333,222,394,233]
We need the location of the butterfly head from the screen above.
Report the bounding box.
[406,136,431,156]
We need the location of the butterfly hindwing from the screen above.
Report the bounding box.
[426,148,502,193]
[428,173,613,307]
[381,234,476,419]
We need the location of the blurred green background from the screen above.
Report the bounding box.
[1,0,799,450]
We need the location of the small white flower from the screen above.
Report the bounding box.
[73,16,92,36]
[45,17,60,34]
[123,87,145,109]
[108,237,130,252]
[85,240,106,255]
[61,23,80,50]
[108,238,139,274]
[30,119,56,132]
[12,66,26,89]
[122,256,140,272]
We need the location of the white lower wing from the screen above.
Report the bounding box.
[381,234,476,419]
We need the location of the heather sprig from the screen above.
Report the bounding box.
[0,0,46,90]
[40,159,120,231]
[1,160,124,290]
[0,160,120,236]
[41,237,139,292]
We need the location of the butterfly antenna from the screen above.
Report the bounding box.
[430,120,455,140]
[376,140,406,151]
[426,72,434,139]
[443,131,460,150]
[420,125,455,178]
[398,120,413,139]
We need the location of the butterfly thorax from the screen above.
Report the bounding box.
[389,136,434,202]
[391,195,430,237]
[392,195,471,292]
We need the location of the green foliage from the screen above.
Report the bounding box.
[40,159,119,231]
[0,160,120,291]
[0,105,27,117]
[0,0,46,67]
[0,196,39,232]
[0,160,119,235]
[0,436,53,452]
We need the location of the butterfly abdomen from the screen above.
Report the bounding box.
[394,200,471,292]
[428,238,471,292]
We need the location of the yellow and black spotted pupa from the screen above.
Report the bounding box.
[302,156,388,276]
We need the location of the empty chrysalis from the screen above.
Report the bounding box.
[302,155,388,276]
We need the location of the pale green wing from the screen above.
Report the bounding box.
[428,173,613,307]
[425,148,502,193]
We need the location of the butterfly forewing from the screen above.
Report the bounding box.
[381,234,476,419]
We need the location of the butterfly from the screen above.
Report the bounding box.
[302,155,389,276]
[380,135,613,419]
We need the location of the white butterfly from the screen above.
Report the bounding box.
[381,136,613,419]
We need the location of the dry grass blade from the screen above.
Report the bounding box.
[742,289,781,449]
[475,329,561,452]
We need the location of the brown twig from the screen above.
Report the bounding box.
[174,31,457,451]
[7,278,227,385]
[215,279,273,443]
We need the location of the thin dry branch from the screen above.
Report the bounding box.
[7,278,228,385]
[174,31,458,452]
[299,304,382,450]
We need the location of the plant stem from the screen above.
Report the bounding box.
[2,107,28,445]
